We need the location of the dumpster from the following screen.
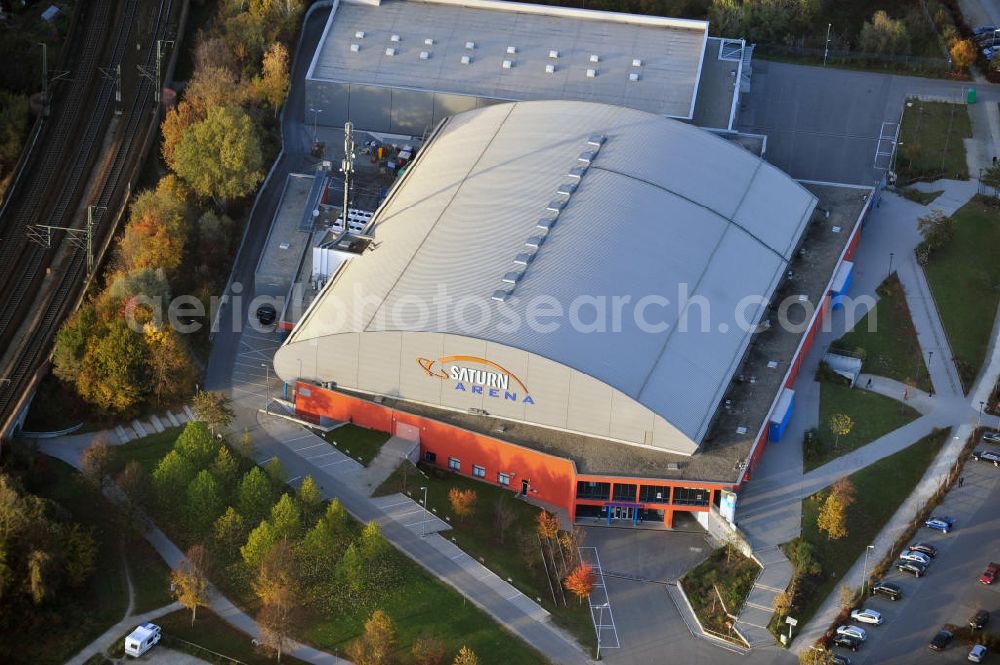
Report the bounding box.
[968,87,977,104]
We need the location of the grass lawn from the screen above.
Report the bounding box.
[0,457,129,665]
[805,380,920,471]
[790,428,948,629]
[322,423,390,466]
[681,547,760,640]
[923,196,1000,393]
[128,536,174,614]
[832,274,931,392]
[897,100,973,182]
[895,186,944,205]
[107,426,184,475]
[155,609,311,665]
[374,461,596,653]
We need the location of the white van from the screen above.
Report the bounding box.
[124,622,161,657]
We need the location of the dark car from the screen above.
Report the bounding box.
[871,580,902,601]
[897,560,927,577]
[831,634,861,652]
[255,303,277,325]
[971,609,990,630]
[908,542,938,558]
[971,449,1000,465]
[928,629,953,651]
[975,25,997,36]
[983,430,1000,444]
[831,655,852,665]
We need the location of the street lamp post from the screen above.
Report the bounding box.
[261,362,271,414]
[823,23,832,66]
[888,252,894,278]
[862,544,875,597]
[309,107,322,143]
[420,486,428,537]
[979,401,986,428]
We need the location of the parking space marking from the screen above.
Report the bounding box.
[579,546,621,649]
[318,458,353,468]
[292,442,327,453]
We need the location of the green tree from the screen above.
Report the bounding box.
[412,635,447,665]
[76,320,150,415]
[238,467,274,524]
[63,524,98,588]
[175,421,221,469]
[172,105,264,204]
[859,10,910,54]
[214,506,247,561]
[270,493,302,540]
[27,549,52,604]
[264,457,287,486]
[296,476,323,524]
[359,520,388,561]
[187,470,224,537]
[191,390,235,435]
[52,305,97,385]
[336,542,365,592]
[116,460,152,526]
[210,446,240,492]
[242,519,279,569]
[152,450,196,509]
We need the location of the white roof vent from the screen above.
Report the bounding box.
[465,41,476,49]
[355,30,365,39]
[525,235,547,249]
[629,72,640,81]
[424,37,434,45]
[586,68,597,78]
[350,43,360,53]
[632,58,642,67]
[546,199,566,212]
[589,54,599,63]
[492,288,513,302]
[502,59,512,69]
[578,150,596,164]
[557,182,577,196]
[536,216,558,230]
[390,34,400,42]
[420,50,430,60]
[587,134,606,147]
[501,270,524,284]
[506,45,516,54]
[567,165,587,179]
[548,49,559,58]
[385,47,396,56]
[460,54,472,64]
[545,63,556,74]
[513,251,536,266]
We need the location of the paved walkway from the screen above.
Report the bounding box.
[64,601,184,665]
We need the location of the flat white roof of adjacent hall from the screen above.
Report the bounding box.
[284,101,818,445]
[308,0,709,119]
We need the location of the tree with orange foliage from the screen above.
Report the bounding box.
[536,510,559,541]
[119,187,188,275]
[448,487,477,522]
[563,562,595,603]
[161,101,200,170]
[950,38,977,71]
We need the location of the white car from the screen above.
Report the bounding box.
[969,644,987,663]
[850,608,884,625]
[899,550,931,565]
[983,46,1000,60]
[836,625,868,642]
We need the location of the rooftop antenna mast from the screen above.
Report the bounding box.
[341,121,355,232]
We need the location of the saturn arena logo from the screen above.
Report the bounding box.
[416,356,535,405]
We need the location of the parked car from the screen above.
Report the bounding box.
[255,303,277,325]
[871,580,902,601]
[983,430,1000,443]
[831,655,852,665]
[836,625,868,642]
[983,46,999,60]
[970,609,990,630]
[925,517,955,533]
[971,449,1000,465]
[929,629,954,652]
[897,560,928,577]
[909,542,938,558]
[899,550,932,565]
[979,566,996,585]
[831,634,861,652]
[969,644,988,663]
[850,608,884,625]
[974,25,997,36]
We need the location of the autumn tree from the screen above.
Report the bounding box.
[80,436,115,490]
[917,209,955,254]
[817,490,850,540]
[257,585,302,663]
[859,10,910,54]
[563,562,595,603]
[186,65,247,115]
[839,585,856,610]
[171,545,212,625]
[950,38,977,70]
[253,539,299,606]
[830,477,857,509]
[254,42,290,111]
[493,492,516,544]
[116,460,151,526]
[412,635,446,665]
[172,105,264,204]
[28,550,51,604]
[982,162,1000,192]
[453,646,478,665]
[348,609,397,665]
[448,487,477,523]
[76,320,150,415]
[144,323,197,406]
[772,589,792,615]
[536,510,559,541]
[119,187,188,275]
[63,524,98,587]
[162,101,199,169]
[827,413,853,451]
[192,390,235,435]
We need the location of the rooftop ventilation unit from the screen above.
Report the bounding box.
[587,134,606,147]
[525,234,547,249]
[666,462,681,471]
[424,37,434,45]
[632,58,642,67]
[589,54,599,63]
[513,251,536,266]
[502,270,524,284]
[385,47,396,56]
[567,165,588,179]
[546,199,566,212]
[502,59,512,69]
[465,41,476,49]
[390,34,400,42]
[578,150,596,164]
[506,45,516,54]
[420,50,430,60]
[460,54,472,64]
[629,72,640,81]
[492,288,513,302]
[549,49,559,58]
[350,43,360,53]
[586,68,597,78]
[355,30,365,39]
[545,64,555,74]
[736,426,748,434]
[556,182,577,196]
[536,216,558,231]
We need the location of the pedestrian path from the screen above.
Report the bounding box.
[735,546,792,647]
[63,601,184,665]
[370,493,450,536]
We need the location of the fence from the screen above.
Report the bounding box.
[753,43,951,74]
[162,634,249,665]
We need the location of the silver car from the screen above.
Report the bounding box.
[899,550,931,566]
[836,625,868,642]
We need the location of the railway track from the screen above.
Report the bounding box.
[0,0,175,435]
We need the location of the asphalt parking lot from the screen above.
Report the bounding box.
[828,438,1000,664]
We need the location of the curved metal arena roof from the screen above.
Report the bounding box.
[281,101,816,447]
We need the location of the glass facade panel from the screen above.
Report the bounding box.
[576,481,611,500]
[638,485,670,504]
[673,486,711,506]
[612,483,637,502]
